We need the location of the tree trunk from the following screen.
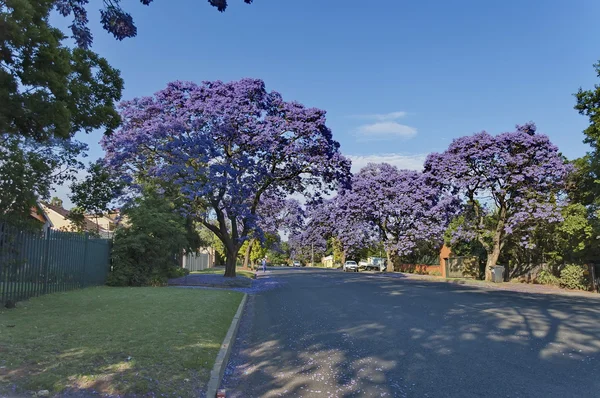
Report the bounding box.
[242,239,254,270]
[485,241,502,281]
[341,249,347,266]
[386,249,394,272]
[224,245,239,277]
[484,203,506,281]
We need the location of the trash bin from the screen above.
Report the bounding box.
[491,265,505,283]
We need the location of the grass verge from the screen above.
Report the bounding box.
[0,286,243,397]
[191,267,256,279]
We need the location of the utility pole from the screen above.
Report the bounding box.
[311,243,314,267]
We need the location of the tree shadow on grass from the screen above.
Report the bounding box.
[222,269,600,397]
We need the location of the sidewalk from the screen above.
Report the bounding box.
[378,271,600,299]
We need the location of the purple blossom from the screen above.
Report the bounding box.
[424,122,571,273]
[332,163,458,268]
[103,78,350,276]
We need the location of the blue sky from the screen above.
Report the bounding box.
[52,0,600,205]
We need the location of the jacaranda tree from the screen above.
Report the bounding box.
[288,227,328,265]
[424,123,571,280]
[341,163,456,272]
[103,78,350,277]
[241,195,304,268]
[306,197,377,265]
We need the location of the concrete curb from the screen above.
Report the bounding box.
[206,293,248,398]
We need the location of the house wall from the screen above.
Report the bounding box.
[86,215,113,231]
[322,255,334,268]
[183,247,216,271]
[41,205,74,230]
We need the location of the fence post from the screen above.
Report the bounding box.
[42,228,51,295]
[81,232,89,288]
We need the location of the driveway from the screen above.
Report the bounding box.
[221,268,600,397]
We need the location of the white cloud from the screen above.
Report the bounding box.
[352,111,417,140]
[346,153,427,173]
[356,121,417,139]
[355,111,408,121]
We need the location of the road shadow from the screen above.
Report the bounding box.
[221,268,600,397]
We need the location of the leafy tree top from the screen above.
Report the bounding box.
[55,0,253,48]
[340,163,457,255]
[102,78,350,264]
[1,0,123,142]
[424,123,571,237]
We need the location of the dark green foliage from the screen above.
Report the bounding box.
[0,135,87,223]
[167,267,190,278]
[64,207,89,232]
[70,159,124,216]
[1,0,123,141]
[559,264,589,291]
[444,216,487,258]
[0,0,122,222]
[107,193,200,286]
[397,241,441,265]
[575,62,600,202]
[536,269,560,286]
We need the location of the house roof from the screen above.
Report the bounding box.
[41,203,107,232]
[30,204,51,225]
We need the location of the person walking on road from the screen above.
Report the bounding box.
[262,257,267,273]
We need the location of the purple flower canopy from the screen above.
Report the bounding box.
[102,78,350,262]
[424,123,571,242]
[338,163,458,255]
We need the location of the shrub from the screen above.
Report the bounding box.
[167,267,190,278]
[559,264,589,291]
[149,275,168,287]
[430,270,442,277]
[536,269,560,286]
[107,192,200,286]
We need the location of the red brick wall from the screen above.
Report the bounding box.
[395,263,443,275]
[393,245,452,277]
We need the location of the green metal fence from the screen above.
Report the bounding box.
[0,224,111,306]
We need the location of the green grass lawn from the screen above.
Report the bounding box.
[191,267,256,279]
[0,286,243,396]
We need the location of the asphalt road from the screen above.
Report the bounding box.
[221,267,600,397]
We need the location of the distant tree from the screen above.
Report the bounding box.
[55,0,254,48]
[0,136,87,223]
[306,197,377,265]
[242,196,304,269]
[425,123,571,280]
[288,228,327,265]
[63,206,91,234]
[267,240,290,265]
[103,78,350,277]
[69,159,124,231]
[342,164,456,272]
[50,197,64,208]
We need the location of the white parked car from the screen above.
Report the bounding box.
[343,260,359,272]
[364,257,386,272]
[293,260,301,267]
